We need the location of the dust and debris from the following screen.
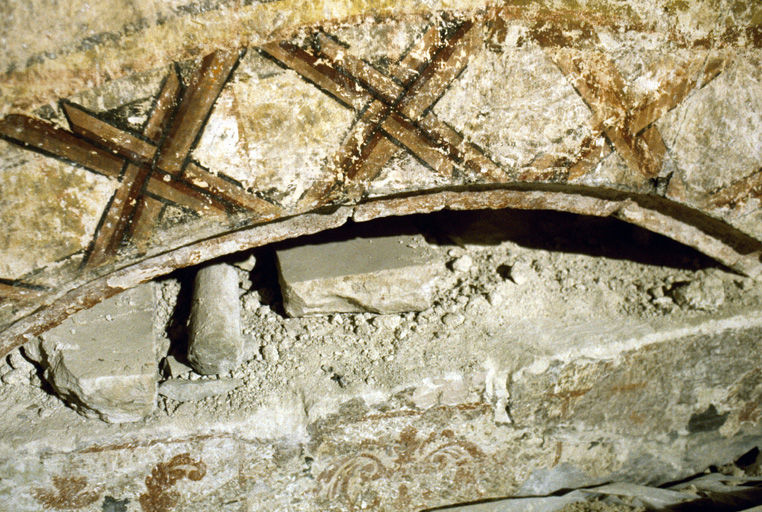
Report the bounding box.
[0,209,760,473]
[559,501,645,512]
[142,210,762,425]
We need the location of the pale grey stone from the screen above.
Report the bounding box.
[158,377,242,402]
[161,355,193,378]
[188,263,244,375]
[232,253,257,272]
[37,283,158,423]
[510,259,534,285]
[0,350,34,386]
[653,296,676,311]
[7,349,27,370]
[670,275,725,311]
[436,491,591,512]
[451,254,473,273]
[1,368,31,386]
[586,482,697,508]
[518,464,603,497]
[276,233,443,316]
[22,340,43,364]
[442,312,465,327]
[262,344,279,363]
[648,285,665,299]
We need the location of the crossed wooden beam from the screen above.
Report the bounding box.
[0,51,280,268]
[546,48,726,181]
[0,18,735,278]
[261,19,727,193]
[260,19,507,209]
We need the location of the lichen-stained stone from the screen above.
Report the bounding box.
[329,15,430,67]
[0,0,165,75]
[577,151,657,192]
[366,152,452,197]
[0,142,115,280]
[67,66,167,116]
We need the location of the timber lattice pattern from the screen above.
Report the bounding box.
[0,9,760,355]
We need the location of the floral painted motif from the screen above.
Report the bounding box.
[139,453,206,512]
[318,427,484,510]
[32,475,100,510]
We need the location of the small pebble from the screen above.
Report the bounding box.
[442,313,465,327]
[373,315,402,330]
[263,344,280,364]
[653,296,675,311]
[451,255,473,273]
[648,285,665,299]
[510,260,534,285]
[486,290,504,307]
[7,350,27,369]
[232,254,257,272]
[1,368,30,386]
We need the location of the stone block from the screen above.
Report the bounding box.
[160,355,193,379]
[158,377,242,402]
[187,263,244,375]
[670,274,726,311]
[276,233,443,316]
[35,283,158,423]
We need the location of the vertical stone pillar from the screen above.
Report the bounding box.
[187,263,243,375]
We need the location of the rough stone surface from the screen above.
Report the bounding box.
[0,1,762,510]
[187,263,244,375]
[1,210,762,511]
[158,378,242,402]
[33,283,158,423]
[231,253,257,272]
[670,273,726,311]
[160,355,193,379]
[276,232,444,316]
[1,1,762,353]
[509,259,534,285]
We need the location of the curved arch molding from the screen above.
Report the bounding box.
[1,2,761,357]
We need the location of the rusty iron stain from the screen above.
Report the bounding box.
[738,402,760,424]
[708,167,762,209]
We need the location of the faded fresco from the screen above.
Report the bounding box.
[1,2,762,356]
[0,3,761,508]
